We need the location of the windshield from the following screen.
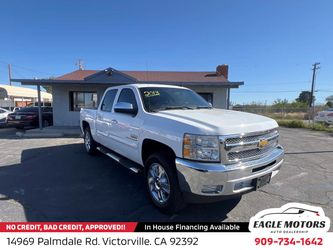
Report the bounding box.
[139,87,211,112]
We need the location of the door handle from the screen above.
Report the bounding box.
[111,119,118,124]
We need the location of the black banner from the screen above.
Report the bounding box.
[135,222,250,232]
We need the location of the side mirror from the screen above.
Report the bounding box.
[114,102,137,115]
[208,102,213,108]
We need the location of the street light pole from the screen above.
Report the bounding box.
[37,84,43,130]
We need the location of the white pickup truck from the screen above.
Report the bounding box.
[80,84,284,213]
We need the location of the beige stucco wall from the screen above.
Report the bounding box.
[188,85,228,109]
[52,85,107,126]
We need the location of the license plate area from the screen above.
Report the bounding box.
[15,115,21,120]
[255,173,271,190]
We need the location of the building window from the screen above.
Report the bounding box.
[69,91,97,111]
[198,93,213,105]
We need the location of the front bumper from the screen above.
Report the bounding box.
[176,145,284,201]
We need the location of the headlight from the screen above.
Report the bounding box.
[183,134,220,162]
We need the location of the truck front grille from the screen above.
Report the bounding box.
[220,129,279,164]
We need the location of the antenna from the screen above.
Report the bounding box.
[76,59,84,70]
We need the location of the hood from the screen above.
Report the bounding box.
[154,108,278,135]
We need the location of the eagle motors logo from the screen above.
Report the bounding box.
[249,203,330,234]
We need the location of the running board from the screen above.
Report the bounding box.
[96,146,142,174]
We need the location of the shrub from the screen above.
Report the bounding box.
[277,120,305,128]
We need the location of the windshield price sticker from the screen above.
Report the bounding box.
[144,91,160,97]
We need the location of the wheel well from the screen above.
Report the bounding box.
[82,121,90,131]
[142,139,176,164]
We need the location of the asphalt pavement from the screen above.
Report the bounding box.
[0,127,332,225]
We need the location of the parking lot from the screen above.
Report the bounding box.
[0,127,332,224]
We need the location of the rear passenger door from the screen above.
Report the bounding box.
[95,89,118,147]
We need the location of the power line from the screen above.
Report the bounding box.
[233,89,332,93]
[0,60,57,76]
[247,80,311,87]
[234,90,306,93]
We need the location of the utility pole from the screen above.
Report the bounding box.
[309,62,320,125]
[8,64,12,85]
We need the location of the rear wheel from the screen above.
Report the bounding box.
[145,152,185,214]
[84,127,97,155]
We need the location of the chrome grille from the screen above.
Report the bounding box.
[228,145,272,161]
[225,129,278,146]
[220,129,279,163]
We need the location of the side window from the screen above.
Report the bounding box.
[0,109,4,114]
[117,88,138,111]
[101,89,118,112]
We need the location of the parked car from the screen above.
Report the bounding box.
[80,84,284,213]
[0,108,12,126]
[7,106,53,129]
[13,107,21,112]
[315,108,333,125]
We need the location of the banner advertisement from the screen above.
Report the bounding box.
[0,203,331,250]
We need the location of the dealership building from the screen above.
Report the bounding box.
[13,65,243,126]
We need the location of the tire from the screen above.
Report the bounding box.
[145,152,186,214]
[84,127,97,155]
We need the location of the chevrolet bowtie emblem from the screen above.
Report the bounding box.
[258,139,269,149]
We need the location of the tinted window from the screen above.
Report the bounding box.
[0,109,4,114]
[101,89,118,112]
[117,88,138,111]
[139,87,210,112]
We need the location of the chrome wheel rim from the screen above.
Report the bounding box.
[147,163,170,204]
[84,132,91,151]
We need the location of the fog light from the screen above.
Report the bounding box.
[234,180,253,191]
[201,185,223,194]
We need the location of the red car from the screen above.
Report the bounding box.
[7,107,53,129]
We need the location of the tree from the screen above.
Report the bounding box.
[326,95,333,102]
[326,95,333,108]
[296,91,312,105]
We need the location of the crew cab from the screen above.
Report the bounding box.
[80,84,284,213]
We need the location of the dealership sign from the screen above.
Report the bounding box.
[249,203,330,234]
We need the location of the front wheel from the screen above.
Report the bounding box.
[145,152,185,214]
[84,127,97,155]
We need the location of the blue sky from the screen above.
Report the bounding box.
[0,0,332,104]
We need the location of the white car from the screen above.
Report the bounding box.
[315,108,333,125]
[0,108,12,125]
[80,84,284,213]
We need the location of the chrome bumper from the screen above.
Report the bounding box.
[176,145,284,197]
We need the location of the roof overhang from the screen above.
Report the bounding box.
[12,79,244,88]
